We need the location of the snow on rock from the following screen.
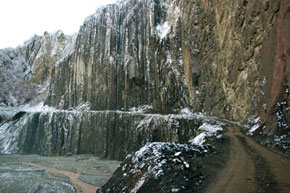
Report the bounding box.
[180,108,194,116]
[0,114,28,154]
[101,142,206,193]
[198,122,223,133]
[23,102,56,113]
[129,105,153,113]
[156,21,171,40]
[248,124,260,135]
[190,123,224,146]
[190,133,207,146]
[75,102,91,111]
[246,116,261,135]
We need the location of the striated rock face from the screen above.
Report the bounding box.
[196,0,289,122]
[46,0,196,112]
[0,31,75,107]
[0,108,210,160]
[19,30,76,84]
[46,0,289,127]
[0,0,289,159]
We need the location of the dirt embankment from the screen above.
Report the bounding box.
[204,125,290,193]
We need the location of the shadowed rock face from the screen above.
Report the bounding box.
[1,110,204,160]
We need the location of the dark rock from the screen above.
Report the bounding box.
[100,142,206,193]
[2,110,205,160]
[12,111,26,121]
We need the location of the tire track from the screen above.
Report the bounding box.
[237,135,279,193]
[245,136,290,193]
[204,126,257,193]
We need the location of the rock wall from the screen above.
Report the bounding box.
[197,0,286,120]
[1,110,205,160]
[0,31,75,107]
[46,0,289,126]
[19,30,76,84]
[46,0,196,112]
[0,0,289,160]
[196,0,289,133]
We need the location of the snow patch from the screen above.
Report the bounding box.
[75,102,91,111]
[180,108,194,116]
[190,133,207,146]
[246,117,260,135]
[198,122,223,133]
[156,22,171,40]
[189,123,223,146]
[23,102,56,113]
[129,105,153,113]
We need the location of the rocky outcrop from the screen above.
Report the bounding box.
[197,0,289,125]
[0,31,75,107]
[0,0,289,161]
[0,108,212,160]
[46,0,195,112]
[45,0,289,128]
[19,30,76,84]
[100,142,207,193]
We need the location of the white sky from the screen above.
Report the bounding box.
[0,0,117,49]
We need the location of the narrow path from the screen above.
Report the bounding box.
[245,136,290,193]
[204,125,290,193]
[22,162,98,193]
[204,126,257,193]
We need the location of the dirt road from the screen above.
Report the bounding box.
[22,162,98,193]
[204,125,290,193]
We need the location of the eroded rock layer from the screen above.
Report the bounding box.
[1,110,205,160]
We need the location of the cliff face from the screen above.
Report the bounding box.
[0,31,75,108]
[46,0,195,112]
[46,0,289,124]
[1,109,206,160]
[20,30,76,84]
[0,0,289,157]
[197,0,289,122]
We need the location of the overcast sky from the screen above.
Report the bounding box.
[0,0,117,49]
